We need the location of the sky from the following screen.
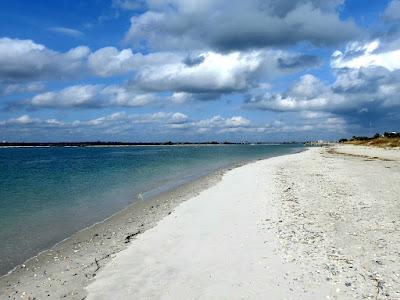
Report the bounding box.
[0,0,399,142]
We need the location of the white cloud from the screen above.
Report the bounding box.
[0,38,90,81]
[247,35,400,117]
[48,27,84,38]
[246,74,345,112]
[0,111,348,139]
[225,116,251,127]
[331,40,400,71]
[0,37,184,85]
[72,112,190,128]
[88,47,182,77]
[31,85,99,107]
[0,114,64,127]
[100,86,156,107]
[133,50,315,95]
[192,115,251,133]
[169,92,192,104]
[135,51,263,93]
[0,36,321,102]
[88,47,136,77]
[0,82,45,95]
[27,84,157,108]
[246,64,400,118]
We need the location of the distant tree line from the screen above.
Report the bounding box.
[339,131,400,143]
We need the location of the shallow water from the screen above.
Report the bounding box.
[0,144,302,275]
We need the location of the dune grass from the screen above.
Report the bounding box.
[345,137,400,148]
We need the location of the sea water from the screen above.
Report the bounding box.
[0,144,302,275]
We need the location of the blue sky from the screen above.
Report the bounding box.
[0,0,399,142]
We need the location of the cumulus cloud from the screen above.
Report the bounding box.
[245,75,336,112]
[331,40,400,71]
[124,0,359,51]
[88,47,136,76]
[245,67,400,116]
[1,110,349,141]
[1,112,247,130]
[0,112,189,130]
[0,114,64,127]
[0,36,320,103]
[193,115,250,131]
[30,85,99,108]
[0,37,184,85]
[88,47,181,77]
[134,51,263,94]
[131,50,320,97]
[25,84,157,108]
[185,113,345,135]
[0,38,90,82]
[247,34,400,120]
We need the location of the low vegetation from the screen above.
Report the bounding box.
[339,132,400,148]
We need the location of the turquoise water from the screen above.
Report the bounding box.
[0,144,302,275]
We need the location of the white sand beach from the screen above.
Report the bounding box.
[86,146,400,300]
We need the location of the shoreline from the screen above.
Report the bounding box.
[85,144,400,300]
[3,144,398,299]
[0,163,225,298]
[0,150,302,299]
[0,160,231,279]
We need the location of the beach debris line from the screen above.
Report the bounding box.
[125,230,142,244]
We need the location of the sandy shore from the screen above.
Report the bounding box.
[1,145,399,299]
[86,145,400,300]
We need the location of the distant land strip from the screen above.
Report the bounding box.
[0,141,300,147]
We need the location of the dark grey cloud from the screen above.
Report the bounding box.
[278,55,320,69]
[183,54,206,67]
[124,0,359,51]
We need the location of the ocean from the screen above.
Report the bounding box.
[0,144,302,275]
